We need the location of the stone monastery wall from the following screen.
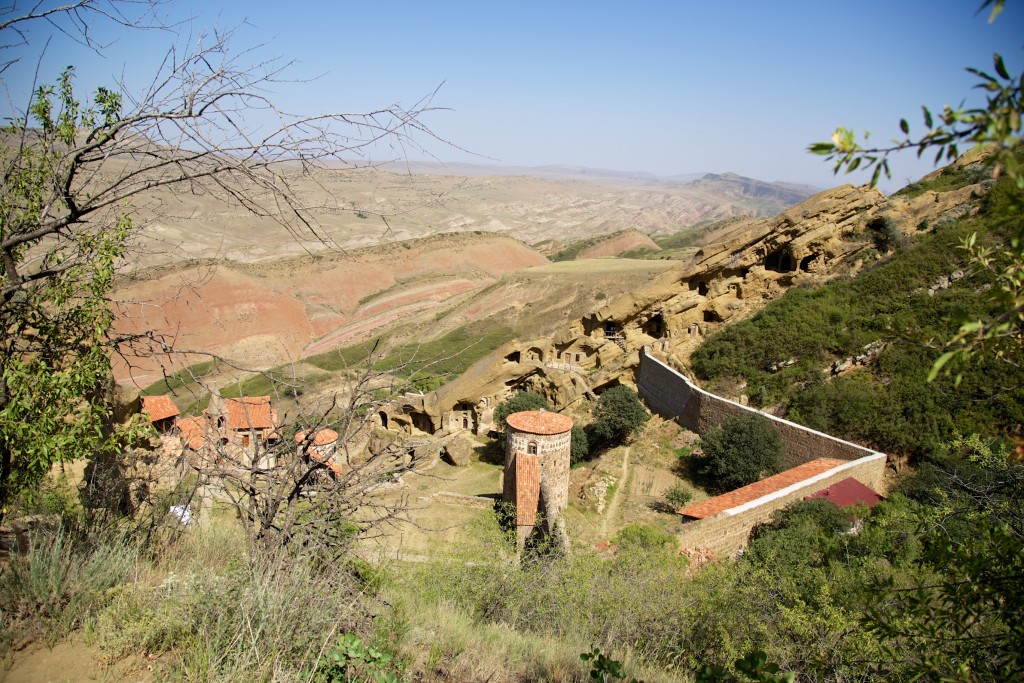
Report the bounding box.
[636,348,887,556]
[637,348,878,469]
[673,454,886,556]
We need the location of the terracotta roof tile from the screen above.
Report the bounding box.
[141,395,180,423]
[506,410,573,435]
[295,428,339,447]
[176,416,212,451]
[806,477,882,508]
[225,396,273,431]
[679,458,846,519]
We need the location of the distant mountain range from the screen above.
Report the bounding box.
[368,160,821,192]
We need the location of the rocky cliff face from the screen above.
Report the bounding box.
[389,174,990,437]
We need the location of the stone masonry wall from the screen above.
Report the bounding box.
[637,348,878,469]
[636,347,887,556]
[506,428,571,516]
[675,454,887,556]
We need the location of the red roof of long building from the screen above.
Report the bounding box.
[225,396,273,431]
[141,395,180,423]
[678,458,846,519]
[806,477,882,508]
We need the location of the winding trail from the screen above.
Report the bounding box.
[600,446,631,536]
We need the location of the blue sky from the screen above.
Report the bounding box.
[3,1,1021,191]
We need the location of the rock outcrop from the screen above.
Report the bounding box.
[380,172,991,438]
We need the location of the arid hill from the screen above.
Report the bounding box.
[117,165,816,268]
[575,229,662,259]
[112,232,547,387]
[112,164,816,387]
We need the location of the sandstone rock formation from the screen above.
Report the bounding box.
[443,434,475,466]
[382,175,990,437]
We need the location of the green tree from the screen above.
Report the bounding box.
[866,438,1024,679]
[589,385,649,447]
[0,69,135,518]
[697,412,783,493]
[569,423,590,465]
[0,4,441,519]
[493,390,549,432]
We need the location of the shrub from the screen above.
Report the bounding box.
[590,386,649,447]
[306,633,399,683]
[868,216,903,252]
[749,498,852,544]
[614,524,678,553]
[569,424,590,465]
[697,412,783,493]
[664,484,693,510]
[493,391,549,432]
[0,525,138,646]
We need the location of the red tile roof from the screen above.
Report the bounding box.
[806,477,882,508]
[225,396,273,431]
[515,452,540,526]
[295,429,339,447]
[141,395,180,423]
[506,410,573,435]
[678,458,846,519]
[176,416,212,451]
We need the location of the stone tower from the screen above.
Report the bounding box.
[503,410,573,549]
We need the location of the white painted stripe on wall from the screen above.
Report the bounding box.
[641,348,884,459]
[722,452,888,516]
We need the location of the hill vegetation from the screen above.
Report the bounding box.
[690,173,1024,459]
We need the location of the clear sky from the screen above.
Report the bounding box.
[3,0,1021,191]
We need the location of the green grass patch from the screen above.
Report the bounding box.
[894,163,993,200]
[141,359,218,396]
[655,216,750,251]
[305,339,385,373]
[373,322,516,386]
[261,322,515,398]
[619,246,658,259]
[552,235,604,261]
[219,369,330,399]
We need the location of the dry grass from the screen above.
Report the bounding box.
[387,590,680,683]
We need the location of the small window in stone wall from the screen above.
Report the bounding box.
[527,442,538,455]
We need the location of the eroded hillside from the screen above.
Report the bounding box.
[117,165,816,268]
[113,233,547,386]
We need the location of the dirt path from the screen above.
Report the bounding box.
[600,446,630,536]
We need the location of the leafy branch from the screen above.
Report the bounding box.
[809,52,1022,190]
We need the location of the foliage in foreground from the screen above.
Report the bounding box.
[393,435,1023,682]
[4,432,1021,682]
[0,69,136,518]
[0,524,138,648]
[1,521,390,681]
